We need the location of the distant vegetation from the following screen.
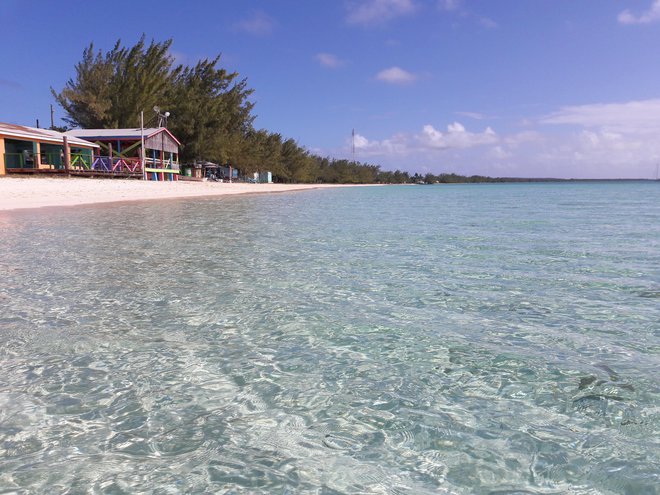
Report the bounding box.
[51,37,370,183]
[52,37,558,185]
[418,173,565,184]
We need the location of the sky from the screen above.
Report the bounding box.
[2,0,660,179]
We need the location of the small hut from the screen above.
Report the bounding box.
[181,161,238,181]
[0,122,98,176]
[66,127,181,181]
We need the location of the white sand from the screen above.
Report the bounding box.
[0,177,364,211]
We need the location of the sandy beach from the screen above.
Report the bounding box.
[0,177,363,211]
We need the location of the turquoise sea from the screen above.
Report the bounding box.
[0,182,658,494]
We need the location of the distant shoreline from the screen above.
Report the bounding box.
[417,177,658,184]
[0,177,377,212]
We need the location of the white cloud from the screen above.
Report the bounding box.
[376,66,417,84]
[540,99,660,133]
[346,0,416,26]
[618,0,660,24]
[354,133,370,148]
[234,10,276,36]
[169,50,188,66]
[418,122,497,149]
[438,0,461,11]
[489,146,511,159]
[351,132,410,156]
[349,122,498,158]
[315,53,345,69]
[331,101,660,179]
[479,17,498,28]
[455,111,487,120]
[504,131,544,147]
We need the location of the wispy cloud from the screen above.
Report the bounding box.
[346,0,416,26]
[376,66,417,84]
[0,78,22,90]
[540,99,660,133]
[169,50,188,66]
[455,111,487,120]
[234,10,276,36]
[479,17,498,29]
[618,0,660,25]
[438,0,498,28]
[438,0,461,12]
[315,53,345,69]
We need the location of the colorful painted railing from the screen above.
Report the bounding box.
[85,156,142,174]
[71,153,92,169]
[4,152,178,178]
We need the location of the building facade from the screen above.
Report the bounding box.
[0,122,98,176]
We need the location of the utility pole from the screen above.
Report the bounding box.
[352,128,355,162]
[50,104,55,129]
[141,111,147,181]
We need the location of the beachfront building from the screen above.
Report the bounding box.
[66,128,181,181]
[181,161,238,181]
[0,122,98,176]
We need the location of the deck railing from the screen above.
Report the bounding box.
[4,153,179,177]
[80,155,142,174]
[40,153,65,169]
[4,152,83,170]
[4,152,36,168]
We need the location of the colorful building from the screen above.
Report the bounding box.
[0,122,98,176]
[67,127,181,181]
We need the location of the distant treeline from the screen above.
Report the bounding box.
[417,173,566,184]
[51,36,385,183]
[51,37,569,184]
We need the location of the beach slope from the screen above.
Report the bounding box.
[0,177,360,211]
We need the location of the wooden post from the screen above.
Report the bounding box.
[0,137,6,176]
[108,142,113,173]
[33,142,41,169]
[63,136,71,176]
[141,111,146,180]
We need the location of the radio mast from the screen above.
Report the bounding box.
[352,128,355,162]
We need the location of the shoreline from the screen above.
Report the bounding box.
[0,177,372,212]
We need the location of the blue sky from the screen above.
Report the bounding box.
[2,0,660,178]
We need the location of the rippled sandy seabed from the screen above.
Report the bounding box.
[0,182,658,494]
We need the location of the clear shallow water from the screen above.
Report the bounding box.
[0,182,658,494]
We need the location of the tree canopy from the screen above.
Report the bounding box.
[52,36,407,183]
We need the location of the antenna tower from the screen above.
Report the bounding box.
[352,128,355,162]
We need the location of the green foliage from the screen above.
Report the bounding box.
[417,172,551,183]
[167,56,254,163]
[53,36,402,184]
[54,37,555,185]
[52,43,115,128]
[52,36,254,164]
[53,36,173,128]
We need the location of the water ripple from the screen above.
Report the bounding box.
[1,183,658,493]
